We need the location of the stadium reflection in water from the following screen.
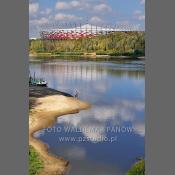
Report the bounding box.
[30,58,145,175]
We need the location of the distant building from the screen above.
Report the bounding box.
[40,23,140,40]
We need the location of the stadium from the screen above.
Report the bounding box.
[40,23,140,40]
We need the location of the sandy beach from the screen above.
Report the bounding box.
[29,86,90,175]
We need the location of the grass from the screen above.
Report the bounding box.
[127,160,145,175]
[29,146,44,175]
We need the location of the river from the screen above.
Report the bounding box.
[30,57,145,175]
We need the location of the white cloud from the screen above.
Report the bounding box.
[138,15,145,21]
[56,2,69,10]
[93,3,112,13]
[55,13,82,21]
[133,122,145,136]
[33,130,45,138]
[30,17,49,25]
[56,1,88,10]
[70,0,81,8]
[134,10,142,15]
[55,0,112,16]
[140,0,145,5]
[134,10,145,21]
[40,8,52,15]
[57,99,145,142]
[90,16,103,24]
[29,3,39,14]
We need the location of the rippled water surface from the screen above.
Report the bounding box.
[30,58,145,175]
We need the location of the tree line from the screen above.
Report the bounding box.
[29,32,145,56]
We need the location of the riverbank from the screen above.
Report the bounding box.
[29,52,145,60]
[29,86,90,175]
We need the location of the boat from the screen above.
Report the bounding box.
[35,78,48,87]
[29,77,48,87]
[29,72,48,87]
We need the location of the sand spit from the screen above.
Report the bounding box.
[29,87,90,175]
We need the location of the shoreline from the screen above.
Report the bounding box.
[29,86,90,175]
[29,53,145,60]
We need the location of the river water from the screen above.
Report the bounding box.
[30,57,145,175]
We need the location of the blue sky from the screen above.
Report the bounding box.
[29,0,145,38]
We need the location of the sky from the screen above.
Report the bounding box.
[29,0,145,38]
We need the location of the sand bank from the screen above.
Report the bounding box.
[29,86,90,175]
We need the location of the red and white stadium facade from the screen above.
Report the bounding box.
[40,24,140,40]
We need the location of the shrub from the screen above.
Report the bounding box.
[29,146,44,175]
[127,160,145,175]
[134,49,145,56]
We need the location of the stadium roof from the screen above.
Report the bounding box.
[42,23,140,33]
[40,23,141,39]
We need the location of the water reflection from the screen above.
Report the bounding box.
[31,61,144,81]
[57,99,145,140]
[30,58,145,175]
